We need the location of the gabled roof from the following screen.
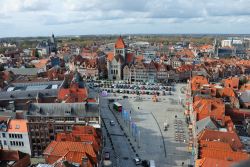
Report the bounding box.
[154,63,167,71]
[196,117,218,136]
[115,36,125,49]
[43,141,96,163]
[224,77,239,90]
[198,129,243,151]
[217,87,235,97]
[143,61,157,70]
[193,97,225,121]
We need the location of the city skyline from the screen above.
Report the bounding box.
[1,0,250,37]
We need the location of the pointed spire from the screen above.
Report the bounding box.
[115,36,125,49]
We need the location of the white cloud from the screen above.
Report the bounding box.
[0,0,250,37]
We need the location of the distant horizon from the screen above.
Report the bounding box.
[2,33,250,39]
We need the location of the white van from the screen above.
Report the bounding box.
[149,160,156,167]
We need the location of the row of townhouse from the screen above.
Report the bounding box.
[186,75,250,167]
[123,61,179,83]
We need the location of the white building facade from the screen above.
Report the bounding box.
[0,119,31,155]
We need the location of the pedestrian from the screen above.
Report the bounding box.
[182,162,184,166]
[130,110,131,114]
[138,107,140,110]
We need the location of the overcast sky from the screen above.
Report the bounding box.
[0,0,250,37]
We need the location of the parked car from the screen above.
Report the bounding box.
[142,160,149,167]
[104,151,110,160]
[110,120,115,126]
[133,157,141,165]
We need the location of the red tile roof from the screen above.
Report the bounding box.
[199,140,233,151]
[44,141,96,164]
[176,49,195,58]
[199,45,213,51]
[195,157,235,167]
[58,88,88,102]
[198,129,243,151]
[8,119,28,133]
[217,87,235,97]
[176,64,193,72]
[126,53,134,63]
[33,59,49,68]
[72,125,99,138]
[56,133,100,152]
[107,52,114,62]
[191,76,209,91]
[224,77,239,90]
[64,151,93,167]
[115,36,125,49]
[193,97,225,121]
[199,147,249,162]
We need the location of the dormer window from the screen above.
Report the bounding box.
[15,125,20,129]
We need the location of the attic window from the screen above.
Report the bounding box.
[15,125,20,129]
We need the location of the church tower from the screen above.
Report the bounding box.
[114,36,126,59]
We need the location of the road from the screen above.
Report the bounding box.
[100,96,137,167]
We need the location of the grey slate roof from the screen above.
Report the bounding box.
[239,90,250,103]
[27,102,99,117]
[0,89,58,101]
[6,68,39,76]
[196,116,218,136]
[10,81,63,87]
